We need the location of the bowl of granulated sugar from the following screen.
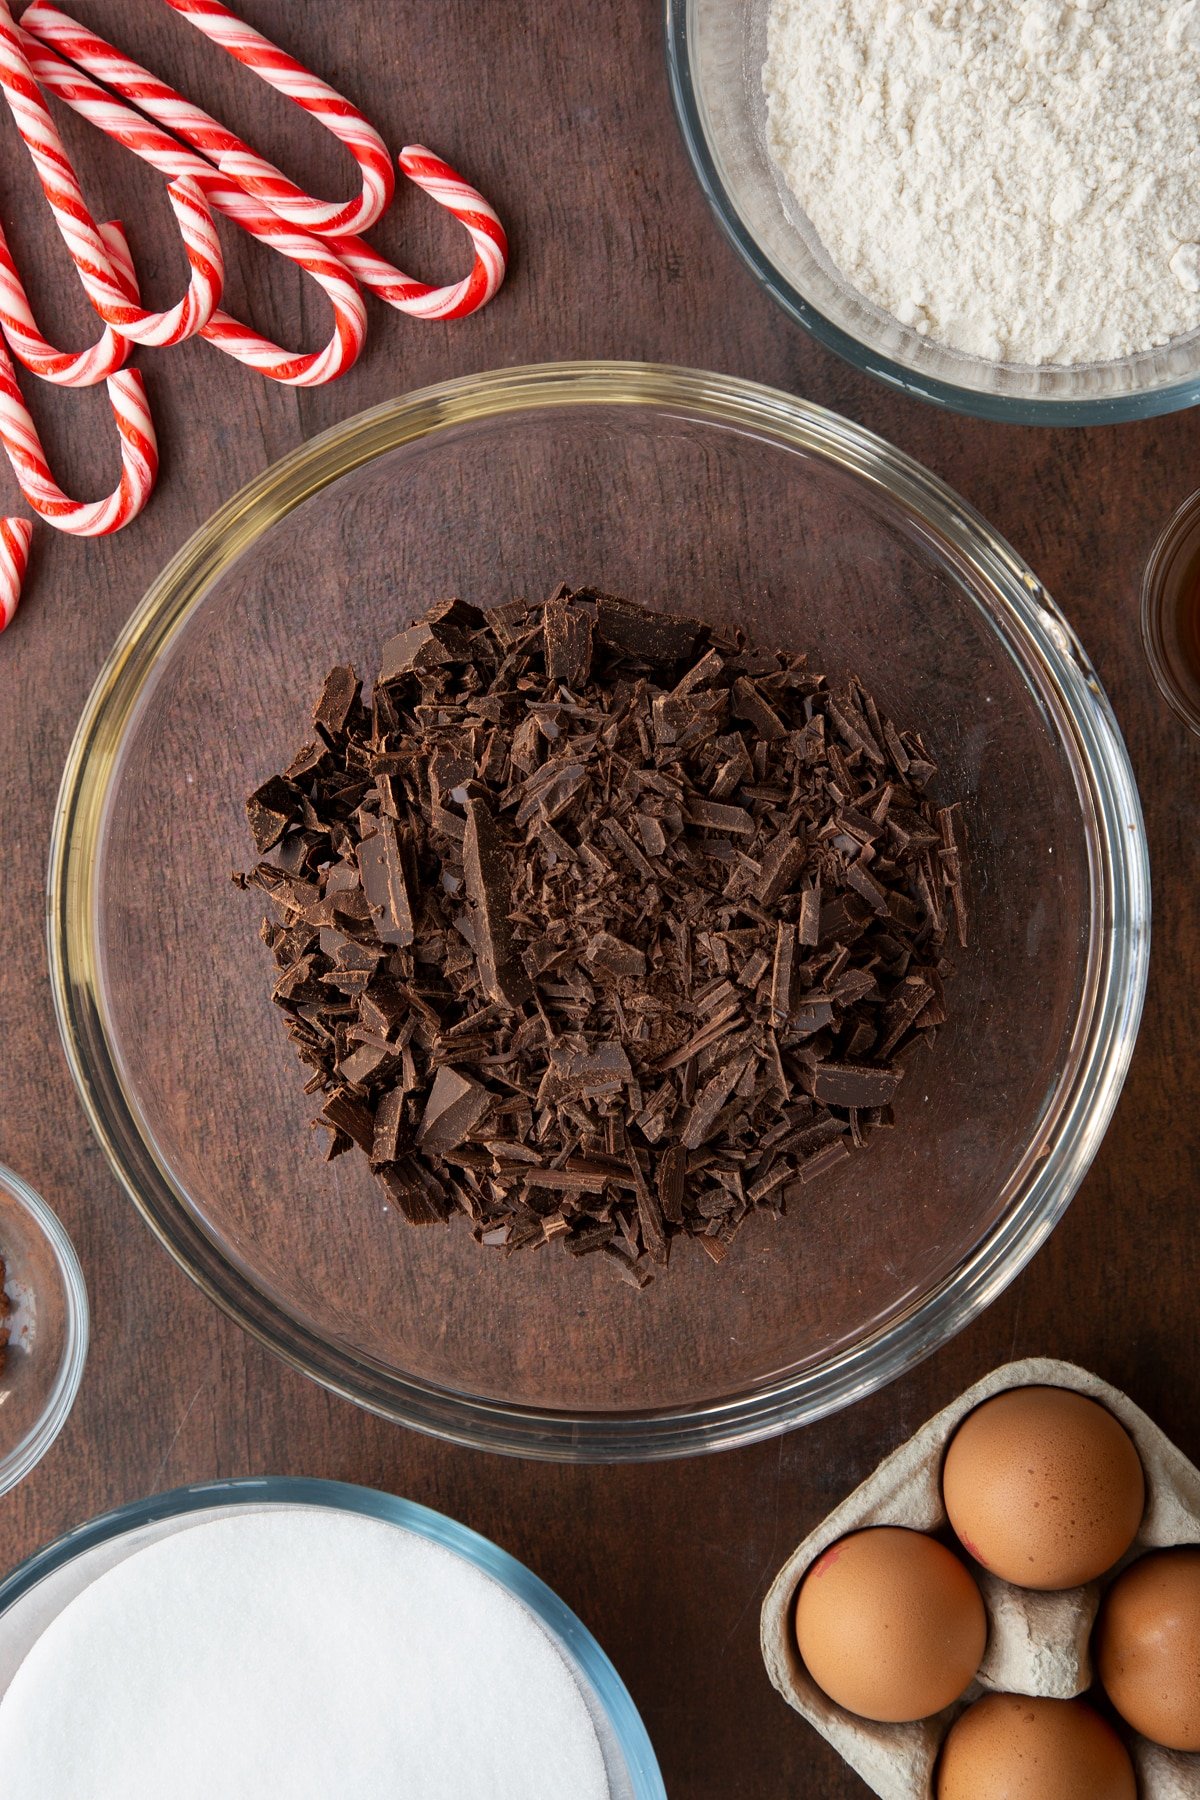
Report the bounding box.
[667,0,1200,422]
[0,1479,665,1800]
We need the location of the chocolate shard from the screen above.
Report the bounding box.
[828,691,886,766]
[731,675,785,740]
[757,832,809,905]
[686,799,755,835]
[318,1089,376,1154]
[536,1042,634,1106]
[426,597,487,632]
[809,1063,903,1108]
[544,596,593,686]
[462,795,533,1007]
[585,932,647,981]
[356,832,412,948]
[246,776,303,854]
[770,923,795,1027]
[657,1144,686,1223]
[591,593,701,665]
[284,741,329,783]
[377,619,472,685]
[681,1056,749,1151]
[417,1065,494,1153]
[313,665,361,741]
[636,813,667,857]
[376,1158,451,1224]
[379,817,416,947]
[938,803,969,948]
[844,859,890,916]
[371,1086,408,1164]
[337,1041,398,1088]
[628,1148,669,1266]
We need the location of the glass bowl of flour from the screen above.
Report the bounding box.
[667,0,1200,422]
[0,1479,665,1799]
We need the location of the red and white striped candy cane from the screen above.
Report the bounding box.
[0,347,158,535]
[23,3,507,323]
[332,147,508,321]
[0,3,223,348]
[158,0,394,238]
[99,221,140,305]
[0,515,32,630]
[18,17,368,387]
[0,218,136,386]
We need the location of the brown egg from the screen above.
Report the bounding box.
[793,1526,986,1723]
[1097,1546,1200,1750]
[942,1386,1145,1589]
[937,1695,1137,1799]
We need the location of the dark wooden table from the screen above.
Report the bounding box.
[0,4,1195,1794]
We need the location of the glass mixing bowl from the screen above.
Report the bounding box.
[0,1477,665,1800]
[49,363,1149,1460]
[0,1166,88,1499]
[665,1,1200,424]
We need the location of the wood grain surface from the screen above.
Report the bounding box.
[0,4,1196,1795]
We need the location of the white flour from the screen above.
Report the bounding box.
[763,0,1200,366]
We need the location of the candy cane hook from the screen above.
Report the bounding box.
[0,217,136,387]
[0,2,223,348]
[0,348,158,536]
[18,16,369,386]
[157,0,394,238]
[332,147,508,321]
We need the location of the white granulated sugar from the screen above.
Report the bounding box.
[763,0,1200,366]
[0,1509,610,1799]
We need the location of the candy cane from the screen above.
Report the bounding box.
[99,221,140,305]
[332,147,508,321]
[0,515,32,630]
[26,5,507,322]
[0,217,135,386]
[156,0,394,238]
[17,19,368,386]
[0,349,158,535]
[0,4,223,349]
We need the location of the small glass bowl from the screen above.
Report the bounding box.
[49,363,1149,1460]
[0,1167,88,1498]
[1141,489,1200,736]
[0,1477,665,1799]
[666,0,1200,423]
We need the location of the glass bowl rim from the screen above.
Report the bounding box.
[664,0,1200,426]
[0,1164,89,1500]
[47,359,1150,1461]
[1140,486,1200,737]
[0,1474,666,1799]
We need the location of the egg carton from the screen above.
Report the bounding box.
[760,1358,1200,1798]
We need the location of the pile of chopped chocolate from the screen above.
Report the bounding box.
[239,587,966,1288]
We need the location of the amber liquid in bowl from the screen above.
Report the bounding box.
[50,366,1148,1458]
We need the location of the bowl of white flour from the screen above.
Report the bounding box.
[666,0,1200,420]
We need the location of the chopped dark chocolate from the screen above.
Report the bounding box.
[241,587,965,1287]
[245,775,303,855]
[417,1064,494,1153]
[313,665,362,743]
[462,795,534,1008]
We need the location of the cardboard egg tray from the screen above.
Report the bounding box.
[760,1358,1200,1798]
